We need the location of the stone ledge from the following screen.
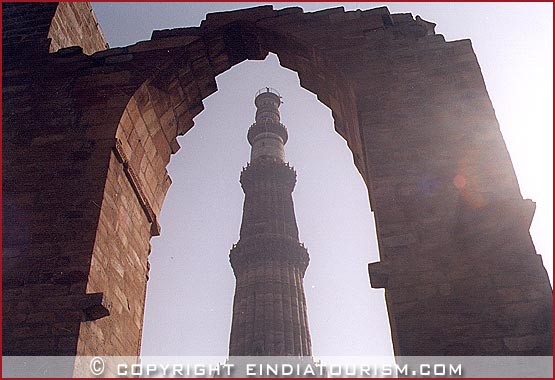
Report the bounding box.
[79,292,111,321]
[368,261,389,288]
[114,138,161,236]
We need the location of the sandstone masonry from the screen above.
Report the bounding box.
[2,3,552,361]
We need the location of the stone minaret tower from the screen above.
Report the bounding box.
[229,88,312,356]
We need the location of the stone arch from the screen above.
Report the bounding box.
[111,19,363,228]
[2,3,551,361]
[74,9,370,356]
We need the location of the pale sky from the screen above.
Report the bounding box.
[92,2,553,358]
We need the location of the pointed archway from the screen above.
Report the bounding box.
[2,4,551,361]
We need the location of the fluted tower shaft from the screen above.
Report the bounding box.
[229,89,312,356]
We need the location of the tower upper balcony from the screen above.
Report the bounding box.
[248,88,288,162]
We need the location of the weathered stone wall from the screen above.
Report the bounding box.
[2,2,58,49]
[2,3,552,359]
[358,31,551,354]
[77,83,179,355]
[48,2,108,55]
[2,55,113,354]
[2,2,107,55]
[2,2,111,352]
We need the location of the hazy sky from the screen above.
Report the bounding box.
[91,2,553,359]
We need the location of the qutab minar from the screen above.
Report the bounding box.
[228,88,312,356]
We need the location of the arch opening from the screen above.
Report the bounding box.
[138,53,394,356]
[80,14,392,356]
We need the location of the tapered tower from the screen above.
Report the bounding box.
[229,88,312,356]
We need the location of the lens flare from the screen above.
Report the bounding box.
[453,174,467,189]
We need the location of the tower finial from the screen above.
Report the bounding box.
[255,87,281,99]
[248,88,288,162]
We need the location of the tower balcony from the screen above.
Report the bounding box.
[240,160,296,193]
[229,233,310,273]
[247,121,288,145]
